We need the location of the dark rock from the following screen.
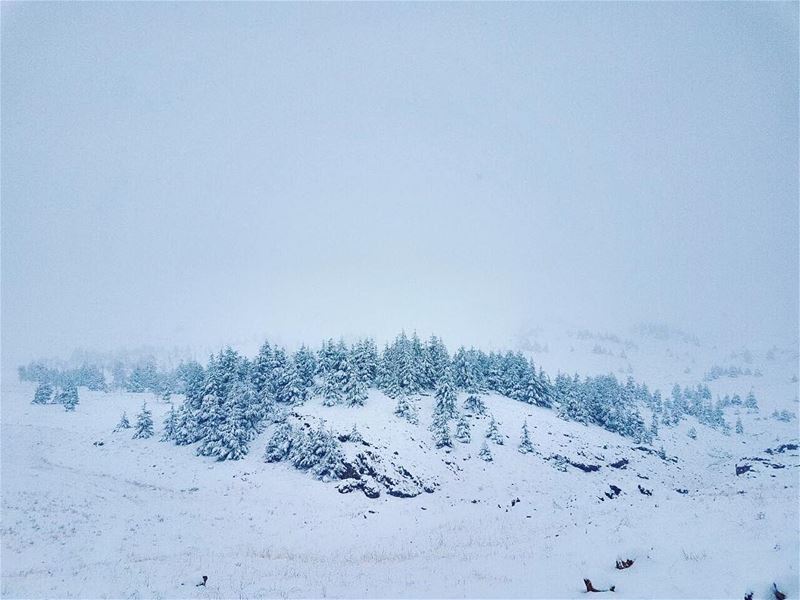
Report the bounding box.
[609,458,629,469]
[765,443,798,455]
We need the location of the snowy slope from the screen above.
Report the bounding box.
[2,328,798,599]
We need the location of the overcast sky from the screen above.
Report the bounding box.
[2,2,797,363]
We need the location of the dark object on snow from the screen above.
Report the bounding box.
[765,443,798,455]
[196,575,208,587]
[570,460,601,473]
[773,583,786,600]
[736,464,752,476]
[609,458,629,469]
[604,485,622,500]
[637,485,652,496]
[675,488,689,495]
[511,497,520,507]
[548,454,601,472]
[633,445,677,463]
[744,592,753,600]
[583,579,615,593]
[615,559,634,570]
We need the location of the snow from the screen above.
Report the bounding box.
[2,328,798,598]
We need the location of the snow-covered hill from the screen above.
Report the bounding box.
[2,327,798,599]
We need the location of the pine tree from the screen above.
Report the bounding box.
[463,395,486,415]
[649,412,659,438]
[277,361,307,405]
[394,394,419,425]
[308,427,346,481]
[687,426,697,440]
[265,423,296,462]
[32,382,53,405]
[132,402,154,439]
[344,370,368,407]
[348,423,363,443]
[433,377,458,421]
[321,368,344,406]
[423,335,450,390]
[61,383,79,411]
[172,402,200,445]
[518,421,534,454]
[293,345,318,389]
[213,395,251,460]
[430,411,453,449]
[114,411,131,432]
[455,413,471,443]
[486,415,503,445]
[161,404,178,441]
[251,340,274,399]
[478,440,493,462]
[744,391,759,412]
[518,366,550,407]
[735,417,744,434]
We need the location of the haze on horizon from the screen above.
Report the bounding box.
[2,2,798,365]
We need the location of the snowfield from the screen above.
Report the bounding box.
[2,328,798,599]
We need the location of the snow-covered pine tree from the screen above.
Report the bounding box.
[486,415,503,445]
[348,423,363,443]
[650,412,659,438]
[32,382,53,405]
[687,426,697,440]
[321,366,344,406]
[172,402,199,445]
[744,391,759,412]
[265,422,296,462]
[308,427,346,480]
[518,421,534,454]
[735,417,744,434]
[277,360,307,405]
[132,402,154,438]
[433,377,458,421]
[394,394,419,424]
[478,440,493,462]
[430,410,453,449]
[455,413,471,443]
[266,348,289,401]
[114,411,131,432]
[251,340,273,399]
[344,369,368,407]
[293,345,318,389]
[452,347,482,393]
[161,404,178,442]
[395,336,420,396]
[518,363,551,407]
[351,338,378,386]
[61,383,79,411]
[213,394,252,460]
[463,394,486,415]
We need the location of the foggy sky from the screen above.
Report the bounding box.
[2,2,798,364]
